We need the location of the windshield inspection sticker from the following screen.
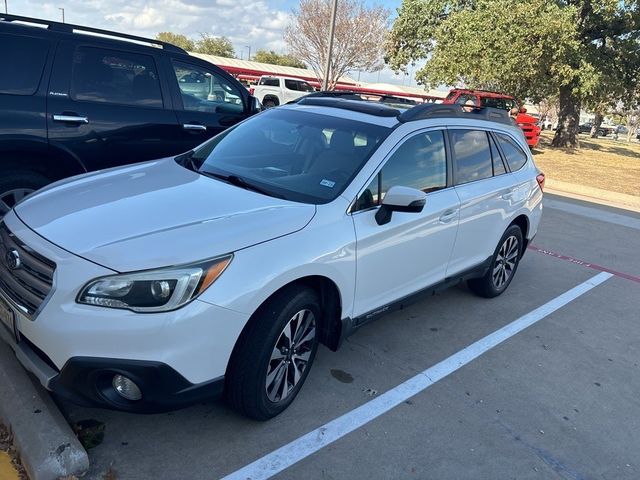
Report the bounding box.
[320,179,336,188]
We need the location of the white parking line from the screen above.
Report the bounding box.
[222,271,613,480]
[545,198,640,231]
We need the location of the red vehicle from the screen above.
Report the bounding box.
[443,89,541,148]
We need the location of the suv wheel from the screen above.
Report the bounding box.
[225,286,320,420]
[0,172,50,217]
[263,98,278,109]
[468,225,523,298]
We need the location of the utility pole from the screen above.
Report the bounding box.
[321,0,338,91]
[245,45,251,61]
[59,7,65,23]
[4,0,8,14]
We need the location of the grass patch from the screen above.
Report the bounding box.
[532,132,640,197]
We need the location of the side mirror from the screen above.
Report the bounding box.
[375,186,427,226]
[250,96,263,114]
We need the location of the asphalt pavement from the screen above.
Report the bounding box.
[57,193,640,480]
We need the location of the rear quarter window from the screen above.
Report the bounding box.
[496,133,528,171]
[0,33,49,95]
[450,129,493,185]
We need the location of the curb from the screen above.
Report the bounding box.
[545,179,640,213]
[0,341,89,480]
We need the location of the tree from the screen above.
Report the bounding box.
[155,32,195,51]
[253,50,306,68]
[195,34,235,58]
[386,0,640,148]
[285,0,390,89]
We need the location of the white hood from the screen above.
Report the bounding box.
[16,159,316,271]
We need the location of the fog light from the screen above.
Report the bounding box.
[112,374,142,401]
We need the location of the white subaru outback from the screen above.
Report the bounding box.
[0,97,543,420]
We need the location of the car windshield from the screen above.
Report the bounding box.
[184,108,392,204]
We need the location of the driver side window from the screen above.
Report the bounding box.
[172,61,244,114]
[354,130,447,211]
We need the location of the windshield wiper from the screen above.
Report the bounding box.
[177,151,203,171]
[202,172,285,199]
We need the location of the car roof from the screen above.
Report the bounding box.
[0,14,186,55]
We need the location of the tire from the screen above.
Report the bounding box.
[225,286,321,420]
[468,225,524,298]
[0,171,50,217]
[263,98,278,109]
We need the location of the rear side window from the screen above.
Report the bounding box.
[260,78,279,87]
[450,129,493,185]
[496,133,528,171]
[0,34,49,95]
[480,97,517,111]
[489,134,507,175]
[284,79,298,90]
[71,47,162,108]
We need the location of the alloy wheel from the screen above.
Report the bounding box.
[492,235,519,289]
[265,308,316,403]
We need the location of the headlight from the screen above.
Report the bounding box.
[77,255,232,313]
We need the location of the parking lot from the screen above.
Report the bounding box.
[53,193,640,480]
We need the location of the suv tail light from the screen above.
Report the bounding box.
[536,173,545,192]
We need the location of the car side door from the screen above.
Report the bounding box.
[445,128,516,277]
[165,57,250,152]
[351,129,460,318]
[47,41,183,172]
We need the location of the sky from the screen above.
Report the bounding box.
[6,0,421,85]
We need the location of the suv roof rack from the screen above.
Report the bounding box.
[296,96,400,118]
[0,14,187,54]
[398,104,512,125]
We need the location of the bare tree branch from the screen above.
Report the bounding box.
[285,0,390,89]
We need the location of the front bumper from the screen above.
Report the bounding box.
[0,211,249,412]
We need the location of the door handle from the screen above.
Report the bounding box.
[53,114,88,124]
[439,209,458,223]
[183,123,207,131]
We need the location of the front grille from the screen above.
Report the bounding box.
[0,222,56,318]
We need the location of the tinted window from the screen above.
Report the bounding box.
[455,94,477,106]
[0,34,49,95]
[496,133,528,171]
[71,47,162,107]
[450,129,493,185]
[489,134,506,175]
[284,79,298,91]
[356,131,447,211]
[298,81,314,92]
[260,78,279,87]
[480,97,517,111]
[173,61,244,114]
[189,108,390,204]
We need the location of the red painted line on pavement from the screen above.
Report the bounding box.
[528,244,640,284]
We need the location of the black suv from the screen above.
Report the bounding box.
[0,14,260,215]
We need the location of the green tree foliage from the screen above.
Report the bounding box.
[155,32,195,51]
[253,50,306,68]
[195,34,236,58]
[386,0,640,147]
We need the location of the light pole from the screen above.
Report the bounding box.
[4,0,7,14]
[245,45,251,61]
[321,0,338,91]
[58,7,65,23]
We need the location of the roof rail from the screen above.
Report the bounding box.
[398,104,512,125]
[0,14,187,54]
[296,97,400,118]
[302,91,365,101]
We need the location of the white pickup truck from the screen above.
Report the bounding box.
[251,76,315,108]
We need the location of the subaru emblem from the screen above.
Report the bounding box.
[5,249,20,270]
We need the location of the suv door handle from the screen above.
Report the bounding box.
[439,209,458,223]
[53,114,89,124]
[183,123,207,131]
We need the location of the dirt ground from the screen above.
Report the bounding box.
[0,422,26,480]
[533,131,640,197]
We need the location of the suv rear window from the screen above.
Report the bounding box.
[71,47,162,108]
[495,133,528,171]
[0,34,49,95]
[450,129,493,184]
